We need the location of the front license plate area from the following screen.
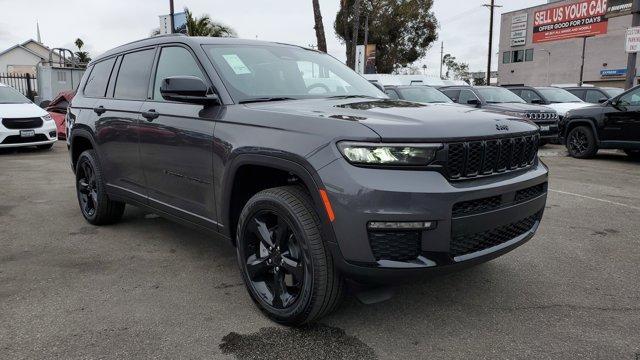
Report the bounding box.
[20,130,35,138]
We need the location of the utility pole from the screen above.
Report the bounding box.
[440,42,444,79]
[483,1,502,85]
[169,0,175,34]
[579,37,588,86]
[625,0,640,89]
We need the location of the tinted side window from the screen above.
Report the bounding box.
[153,47,206,100]
[458,89,479,104]
[442,89,460,102]
[618,88,640,106]
[586,90,606,103]
[385,89,400,100]
[114,49,155,100]
[520,89,542,103]
[568,89,586,101]
[83,58,116,98]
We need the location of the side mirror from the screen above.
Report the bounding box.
[598,98,608,104]
[160,76,219,105]
[531,99,544,105]
[467,99,481,107]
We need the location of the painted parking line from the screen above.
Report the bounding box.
[549,189,640,211]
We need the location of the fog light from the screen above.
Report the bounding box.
[368,221,436,230]
[49,131,57,138]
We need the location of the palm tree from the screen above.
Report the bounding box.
[312,0,327,52]
[184,8,236,37]
[74,38,91,65]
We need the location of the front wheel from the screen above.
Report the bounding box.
[75,150,125,225]
[566,126,598,158]
[236,186,344,326]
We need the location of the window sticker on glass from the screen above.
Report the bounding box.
[222,54,251,75]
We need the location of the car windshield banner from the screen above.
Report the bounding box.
[533,0,608,43]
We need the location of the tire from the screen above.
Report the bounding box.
[37,143,54,150]
[566,126,598,159]
[75,150,125,225]
[624,149,640,160]
[236,186,344,326]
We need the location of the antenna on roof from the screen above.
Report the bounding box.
[36,21,42,43]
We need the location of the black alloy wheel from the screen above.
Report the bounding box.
[236,186,344,325]
[242,211,306,309]
[75,150,125,225]
[77,160,98,218]
[566,126,597,158]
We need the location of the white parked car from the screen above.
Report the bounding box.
[506,86,592,118]
[0,83,57,149]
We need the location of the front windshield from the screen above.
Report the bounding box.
[0,86,30,104]
[537,88,582,103]
[603,88,624,98]
[475,87,526,104]
[397,87,452,104]
[203,45,386,102]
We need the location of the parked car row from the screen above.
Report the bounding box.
[379,81,637,160]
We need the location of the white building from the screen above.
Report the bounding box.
[0,39,61,75]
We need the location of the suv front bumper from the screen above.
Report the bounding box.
[0,120,57,148]
[317,158,548,283]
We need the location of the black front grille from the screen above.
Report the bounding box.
[450,212,541,257]
[1,134,48,144]
[369,231,421,262]
[446,134,539,180]
[515,183,546,202]
[2,117,43,129]
[452,195,502,217]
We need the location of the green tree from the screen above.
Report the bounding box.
[74,38,91,65]
[335,0,438,73]
[443,54,470,83]
[184,8,236,37]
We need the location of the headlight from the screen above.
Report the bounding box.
[503,111,528,119]
[337,142,440,166]
[42,114,53,122]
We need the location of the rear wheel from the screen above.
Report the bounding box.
[566,126,598,158]
[75,150,125,225]
[624,149,640,160]
[236,186,344,325]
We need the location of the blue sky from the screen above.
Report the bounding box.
[0,0,544,72]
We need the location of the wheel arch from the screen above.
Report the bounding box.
[221,153,336,246]
[563,119,600,145]
[69,126,100,172]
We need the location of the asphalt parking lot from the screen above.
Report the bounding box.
[1,142,639,360]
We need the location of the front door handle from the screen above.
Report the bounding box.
[93,106,106,116]
[142,109,160,121]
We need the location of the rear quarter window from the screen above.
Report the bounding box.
[83,58,116,98]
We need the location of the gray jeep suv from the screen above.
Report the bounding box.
[67,35,548,325]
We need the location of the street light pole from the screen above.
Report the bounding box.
[578,36,588,86]
[169,0,175,34]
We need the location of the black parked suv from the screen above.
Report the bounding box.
[440,85,559,143]
[563,86,624,104]
[67,36,548,325]
[560,85,640,159]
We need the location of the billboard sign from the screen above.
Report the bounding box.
[510,38,527,47]
[600,69,627,77]
[533,0,608,43]
[510,13,528,47]
[606,0,633,18]
[626,27,640,53]
[512,13,528,24]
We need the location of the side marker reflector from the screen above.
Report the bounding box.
[319,189,335,222]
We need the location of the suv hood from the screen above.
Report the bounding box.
[247,98,539,141]
[543,102,591,116]
[0,103,48,118]
[482,102,554,113]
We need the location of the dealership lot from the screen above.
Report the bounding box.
[1,142,639,359]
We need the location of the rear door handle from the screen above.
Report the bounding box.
[142,109,160,121]
[93,106,106,116]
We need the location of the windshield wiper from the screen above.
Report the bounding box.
[239,97,297,104]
